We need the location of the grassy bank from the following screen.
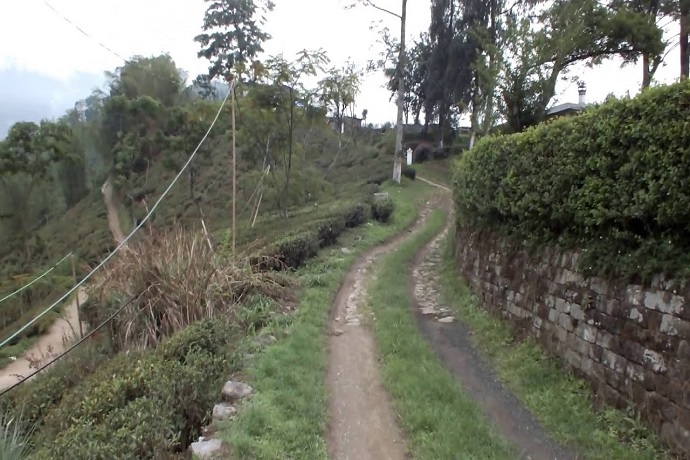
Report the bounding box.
[412,159,452,187]
[216,179,437,458]
[366,209,517,459]
[439,233,671,460]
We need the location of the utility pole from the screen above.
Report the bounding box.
[227,75,237,254]
[70,254,83,339]
[359,0,407,184]
[393,0,407,184]
[232,81,237,254]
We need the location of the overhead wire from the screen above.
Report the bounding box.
[0,252,73,305]
[0,84,234,350]
[0,0,237,349]
[0,288,148,397]
[41,0,198,88]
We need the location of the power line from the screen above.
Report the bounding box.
[41,0,187,87]
[0,252,73,305]
[0,288,147,397]
[41,0,126,62]
[0,84,234,350]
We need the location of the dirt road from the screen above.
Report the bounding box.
[326,190,447,460]
[409,205,577,460]
[0,288,88,391]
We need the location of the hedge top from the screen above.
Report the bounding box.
[453,79,690,282]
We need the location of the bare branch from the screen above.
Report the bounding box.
[349,0,401,19]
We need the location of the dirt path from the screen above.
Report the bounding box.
[326,190,446,460]
[0,288,88,391]
[409,205,578,460]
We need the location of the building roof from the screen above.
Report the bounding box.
[546,102,584,115]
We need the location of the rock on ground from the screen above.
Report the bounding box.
[189,439,223,459]
[222,381,253,401]
[213,403,237,421]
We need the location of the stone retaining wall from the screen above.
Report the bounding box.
[454,227,690,453]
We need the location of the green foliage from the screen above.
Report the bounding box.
[454,79,690,281]
[195,0,275,83]
[371,197,395,223]
[0,340,113,433]
[262,200,372,270]
[29,317,243,459]
[0,275,73,347]
[0,410,34,460]
[402,165,416,181]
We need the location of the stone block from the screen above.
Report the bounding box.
[601,349,626,375]
[574,336,592,356]
[627,285,644,306]
[646,392,677,422]
[644,290,684,315]
[555,297,569,313]
[548,308,559,323]
[642,348,668,374]
[589,343,604,363]
[559,312,576,332]
[570,302,586,321]
[575,322,597,343]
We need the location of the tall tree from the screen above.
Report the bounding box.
[498,0,664,132]
[195,0,275,83]
[680,0,690,77]
[239,50,329,215]
[0,121,72,266]
[320,62,361,150]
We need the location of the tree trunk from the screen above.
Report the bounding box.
[642,53,652,88]
[681,0,689,79]
[101,178,126,246]
[392,0,407,184]
[469,70,481,149]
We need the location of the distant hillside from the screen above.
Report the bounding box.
[0,123,393,274]
[0,68,104,139]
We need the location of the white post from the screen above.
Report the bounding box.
[406,147,413,165]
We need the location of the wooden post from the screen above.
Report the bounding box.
[70,254,83,339]
[231,77,237,254]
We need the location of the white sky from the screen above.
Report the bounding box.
[0,0,684,125]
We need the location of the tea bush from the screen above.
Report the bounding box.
[372,197,395,223]
[402,166,416,181]
[264,200,372,270]
[454,79,690,281]
[29,317,243,459]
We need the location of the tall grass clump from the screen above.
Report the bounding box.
[85,224,294,351]
[0,411,33,460]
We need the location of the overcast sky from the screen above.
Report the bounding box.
[0,0,684,137]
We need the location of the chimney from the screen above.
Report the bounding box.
[577,81,586,105]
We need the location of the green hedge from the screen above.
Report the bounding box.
[277,201,368,267]
[454,79,690,281]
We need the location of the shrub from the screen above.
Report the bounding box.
[361,183,381,203]
[433,147,450,159]
[402,166,416,181]
[0,340,113,433]
[258,200,371,271]
[371,197,395,223]
[366,174,388,186]
[274,231,320,269]
[413,143,433,163]
[454,79,690,281]
[30,317,243,459]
